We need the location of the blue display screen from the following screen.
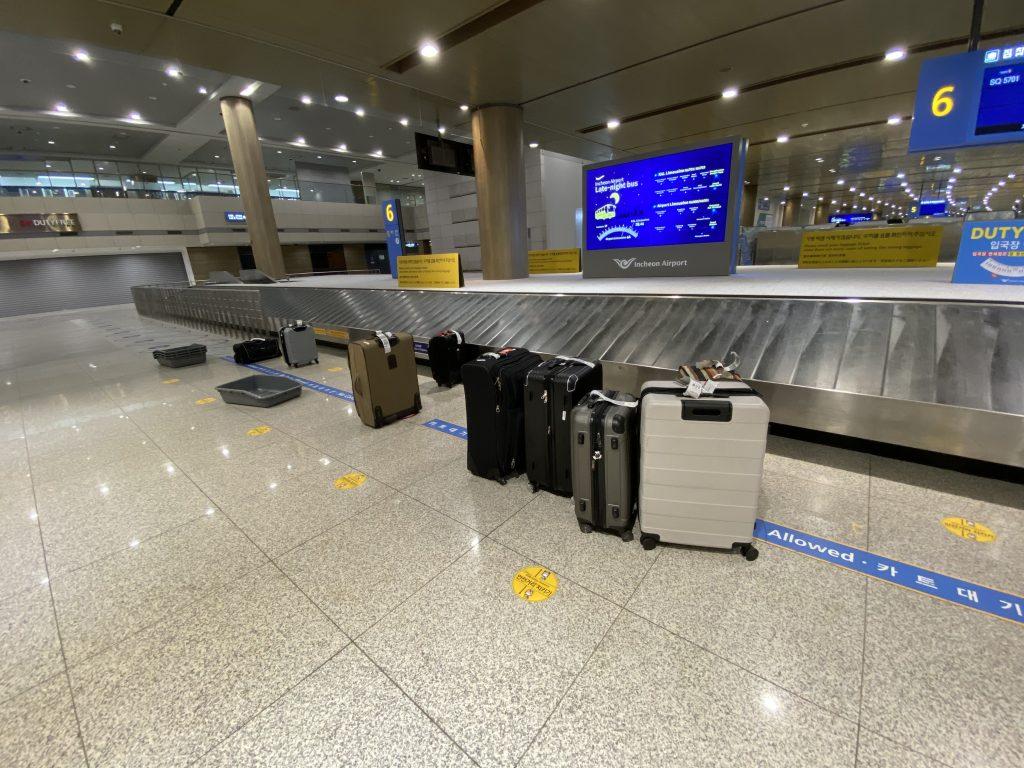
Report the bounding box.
[918,200,948,217]
[829,213,873,224]
[585,142,732,251]
[976,64,1024,136]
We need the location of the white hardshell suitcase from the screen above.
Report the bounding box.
[638,379,769,560]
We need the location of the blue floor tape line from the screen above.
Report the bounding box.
[420,414,1024,625]
[222,357,355,402]
[754,520,1024,625]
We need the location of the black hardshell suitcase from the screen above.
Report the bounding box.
[233,337,280,365]
[462,348,542,483]
[428,329,474,388]
[524,357,602,496]
[571,391,639,541]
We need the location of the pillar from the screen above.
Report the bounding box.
[780,195,802,226]
[360,171,378,205]
[813,200,830,224]
[471,105,528,279]
[739,183,757,227]
[220,96,286,278]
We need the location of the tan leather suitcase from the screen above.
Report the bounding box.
[349,331,421,428]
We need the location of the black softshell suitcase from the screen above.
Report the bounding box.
[571,391,639,541]
[524,357,602,496]
[233,337,280,365]
[462,348,542,483]
[428,329,474,388]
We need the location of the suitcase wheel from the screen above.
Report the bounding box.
[639,533,659,551]
[529,481,539,494]
[620,529,634,543]
[498,477,508,486]
[578,520,593,534]
[739,543,759,562]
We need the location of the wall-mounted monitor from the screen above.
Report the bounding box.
[828,212,874,225]
[582,138,746,277]
[917,200,948,217]
[414,132,475,176]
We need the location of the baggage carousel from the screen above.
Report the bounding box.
[131,283,1024,468]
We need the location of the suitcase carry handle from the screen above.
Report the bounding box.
[640,385,760,399]
[555,356,595,369]
[588,390,638,408]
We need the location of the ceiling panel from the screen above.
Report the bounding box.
[0,117,165,158]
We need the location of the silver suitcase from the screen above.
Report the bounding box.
[280,322,318,367]
[570,391,638,542]
[638,379,769,560]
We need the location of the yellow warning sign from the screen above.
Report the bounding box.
[195,397,216,405]
[511,565,560,603]
[398,253,465,289]
[798,226,942,269]
[162,378,180,384]
[528,248,581,274]
[313,327,350,341]
[942,517,996,543]
[327,366,345,372]
[247,425,272,437]
[333,471,367,490]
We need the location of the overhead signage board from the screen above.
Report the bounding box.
[414,132,475,176]
[917,200,948,217]
[381,199,406,278]
[225,211,247,223]
[528,248,581,274]
[582,137,746,278]
[952,220,1024,285]
[397,252,465,289]
[909,43,1024,152]
[829,212,874,225]
[798,226,943,269]
[0,212,81,235]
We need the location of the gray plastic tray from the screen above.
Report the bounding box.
[215,374,302,407]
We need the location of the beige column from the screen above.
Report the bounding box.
[739,183,757,227]
[220,96,286,278]
[471,105,528,279]
[780,195,802,226]
[813,200,830,224]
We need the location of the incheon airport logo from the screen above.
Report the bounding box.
[612,258,637,270]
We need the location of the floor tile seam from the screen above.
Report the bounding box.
[865,477,1024,514]
[619,606,862,727]
[349,638,484,768]
[479,534,626,610]
[855,725,959,768]
[511,605,627,768]
[180,642,353,768]
[49,554,276,676]
[409,486,537,538]
[18,403,94,768]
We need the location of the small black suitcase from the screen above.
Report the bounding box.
[428,329,474,388]
[233,337,280,365]
[462,347,542,483]
[571,391,639,541]
[524,357,602,496]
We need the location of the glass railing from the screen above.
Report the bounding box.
[0,157,425,207]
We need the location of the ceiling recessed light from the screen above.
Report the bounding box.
[316,154,322,159]
[54,102,69,113]
[198,86,208,95]
[438,126,446,135]
[721,86,739,99]
[887,115,902,125]
[815,157,824,163]
[240,82,260,97]
[109,144,116,150]
[953,167,962,174]
[47,139,55,145]
[529,142,539,149]
[783,185,791,191]
[213,154,220,159]
[276,150,282,154]
[399,117,409,126]
[301,94,313,105]
[127,111,142,121]
[884,47,907,62]
[165,66,182,78]
[802,191,808,197]
[837,179,845,185]
[1008,172,1017,179]
[372,149,384,157]
[355,107,365,117]
[606,118,620,130]
[419,41,440,59]
[333,93,350,104]
[459,104,469,111]
[776,134,789,143]
[72,49,91,63]
[45,163,51,168]
[336,143,348,152]
[293,136,306,145]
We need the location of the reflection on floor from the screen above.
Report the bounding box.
[1,306,1021,768]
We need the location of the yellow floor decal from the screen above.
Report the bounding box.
[512,565,559,603]
[247,425,272,437]
[194,397,216,405]
[334,471,367,490]
[942,517,996,543]
[161,378,180,384]
[327,366,345,372]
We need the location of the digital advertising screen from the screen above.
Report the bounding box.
[918,200,948,217]
[829,212,873,225]
[975,64,1024,136]
[582,138,745,278]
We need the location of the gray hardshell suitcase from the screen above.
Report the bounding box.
[571,391,639,542]
[280,322,318,367]
[638,379,768,560]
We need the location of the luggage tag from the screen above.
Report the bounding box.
[682,379,704,399]
[374,331,392,354]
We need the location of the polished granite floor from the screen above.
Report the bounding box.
[1,306,1021,768]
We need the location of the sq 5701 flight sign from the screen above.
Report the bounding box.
[909,44,1024,152]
